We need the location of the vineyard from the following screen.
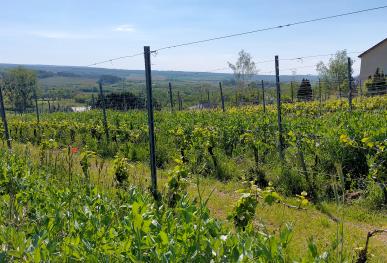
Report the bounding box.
[1,95,386,262]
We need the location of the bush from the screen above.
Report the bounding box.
[276,168,306,196]
[246,166,268,187]
[365,180,386,210]
[155,142,171,168]
[113,156,130,186]
[120,143,147,162]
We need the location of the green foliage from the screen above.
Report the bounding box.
[228,193,257,229]
[3,96,387,204]
[277,168,306,196]
[0,151,329,262]
[95,92,147,110]
[316,50,351,94]
[165,161,188,207]
[2,67,38,113]
[113,156,130,186]
[365,180,386,210]
[80,150,95,184]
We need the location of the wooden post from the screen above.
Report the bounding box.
[291,81,294,102]
[219,82,225,112]
[0,83,11,150]
[275,56,284,161]
[47,99,51,113]
[261,80,266,113]
[347,57,353,111]
[359,80,363,98]
[144,46,158,199]
[122,78,127,111]
[34,88,40,123]
[207,89,210,106]
[319,78,322,115]
[168,82,173,112]
[98,82,110,143]
[177,91,181,111]
[91,94,95,108]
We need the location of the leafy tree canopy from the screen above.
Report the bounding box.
[1,67,37,113]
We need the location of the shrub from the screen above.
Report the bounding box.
[365,180,386,210]
[113,156,130,186]
[228,193,257,230]
[276,168,306,196]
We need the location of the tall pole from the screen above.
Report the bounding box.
[144,46,158,199]
[34,96,39,123]
[291,81,294,102]
[47,99,51,113]
[275,56,284,161]
[347,57,353,112]
[33,86,40,123]
[122,78,127,111]
[319,78,322,115]
[261,80,266,113]
[91,94,95,108]
[98,82,110,143]
[168,82,174,112]
[219,82,225,112]
[0,83,11,150]
[177,91,181,111]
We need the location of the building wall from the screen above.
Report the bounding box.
[359,41,387,81]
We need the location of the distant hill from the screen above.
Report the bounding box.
[0,63,318,83]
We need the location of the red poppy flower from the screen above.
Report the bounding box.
[71,147,79,154]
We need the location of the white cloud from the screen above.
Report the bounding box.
[113,24,135,32]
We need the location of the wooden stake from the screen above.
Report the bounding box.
[347,57,353,112]
[168,82,174,112]
[219,82,225,112]
[0,82,11,150]
[98,82,110,142]
[261,80,266,113]
[275,56,284,161]
[144,46,158,200]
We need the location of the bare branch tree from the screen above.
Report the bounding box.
[228,50,257,89]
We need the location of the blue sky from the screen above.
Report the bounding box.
[0,0,386,75]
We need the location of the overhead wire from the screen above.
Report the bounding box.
[85,5,387,67]
[152,6,387,53]
[153,50,361,74]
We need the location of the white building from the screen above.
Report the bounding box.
[70,106,91,112]
[358,38,387,81]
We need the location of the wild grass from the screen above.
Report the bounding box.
[6,141,387,261]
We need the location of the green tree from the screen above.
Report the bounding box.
[316,50,353,96]
[228,50,257,89]
[228,50,257,104]
[3,67,37,113]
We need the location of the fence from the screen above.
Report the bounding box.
[1,5,387,199]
